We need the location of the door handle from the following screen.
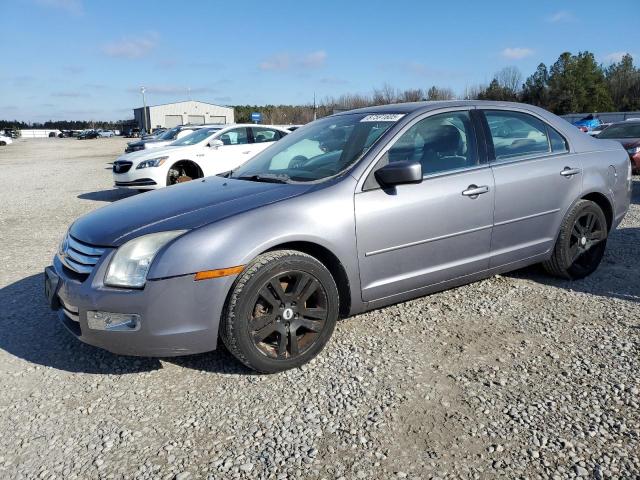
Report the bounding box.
[242,150,252,154]
[560,167,581,177]
[462,184,489,198]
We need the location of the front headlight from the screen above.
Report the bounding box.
[58,230,69,255]
[627,147,640,155]
[136,156,169,169]
[104,230,186,288]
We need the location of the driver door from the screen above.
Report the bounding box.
[354,110,495,302]
[202,127,251,175]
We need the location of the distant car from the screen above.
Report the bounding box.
[588,123,611,137]
[78,130,99,140]
[124,128,141,138]
[597,120,640,173]
[142,128,167,139]
[574,114,602,132]
[113,124,289,190]
[0,134,13,146]
[47,101,631,373]
[124,125,205,153]
[98,130,115,138]
[2,129,19,139]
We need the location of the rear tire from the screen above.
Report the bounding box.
[543,200,608,280]
[220,250,339,373]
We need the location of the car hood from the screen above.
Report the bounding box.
[117,145,188,162]
[70,176,313,246]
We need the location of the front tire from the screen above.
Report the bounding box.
[543,200,608,280]
[220,250,339,373]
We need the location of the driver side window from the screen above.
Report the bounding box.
[386,111,478,176]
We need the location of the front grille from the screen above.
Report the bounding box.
[59,235,106,276]
[59,298,80,322]
[113,160,133,173]
[115,178,157,187]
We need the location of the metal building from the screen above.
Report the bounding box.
[133,100,235,131]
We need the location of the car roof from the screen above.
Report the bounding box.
[333,100,554,116]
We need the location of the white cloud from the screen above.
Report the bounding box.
[501,47,534,60]
[127,85,215,95]
[259,53,291,71]
[300,50,327,68]
[547,10,574,23]
[259,51,327,71]
[604,51,630,63]
[34,0,83,15]
[52,91,89,98]
[103,33,158,59]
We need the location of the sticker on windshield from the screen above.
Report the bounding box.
[360,114,405,123]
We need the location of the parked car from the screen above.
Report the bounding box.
[573,114,602,132]
[77,130,99,140]
[0,134,13,146]
[587,123,610,136]
[2,128,19,139]
[113,124,289,189]
[124,128,141,138]
[46,101,631,373]
[98,130,115,138]
[596,119,640,173]
[124,125,205,153]
[142,128,167,139]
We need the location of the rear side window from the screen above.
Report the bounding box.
[484,110,551,161]
[251,127,284,143]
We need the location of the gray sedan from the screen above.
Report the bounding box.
[45,101,632,373]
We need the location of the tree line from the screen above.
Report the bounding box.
[3,51,639,128]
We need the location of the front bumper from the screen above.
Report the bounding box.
[45,253,232,357]
[113,164,161,189]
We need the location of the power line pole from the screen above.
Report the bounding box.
[140,86,148,133]
[313,92,317,121]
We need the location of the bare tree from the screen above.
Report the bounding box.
[495,66,522,94]
[401,88,424,102]
[462,84,486,100]
[426,86,455,100]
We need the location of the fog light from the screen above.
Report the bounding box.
[87,311,141,331]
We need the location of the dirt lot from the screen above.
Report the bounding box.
[0,138,638,479]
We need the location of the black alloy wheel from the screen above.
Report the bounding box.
[220,250,339,373]
[543,200,608,279]
[250,270,329,359]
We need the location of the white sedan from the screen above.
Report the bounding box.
[112,124,289,190]
[0,135,13,146]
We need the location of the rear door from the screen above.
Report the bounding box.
[480,109,581,267]
[355,109,495,302]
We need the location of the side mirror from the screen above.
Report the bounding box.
[208,139,224,149]
[374,161,422,187]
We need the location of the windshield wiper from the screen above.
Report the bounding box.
[235,173,291,184]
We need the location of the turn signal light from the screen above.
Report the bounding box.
[194,265,245,281]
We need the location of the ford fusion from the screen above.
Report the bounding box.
[46,101,631,373]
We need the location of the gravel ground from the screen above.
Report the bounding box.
[0,138,638,480]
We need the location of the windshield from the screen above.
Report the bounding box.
[171,127,220,146]
[156,126,181,141]
[598,123,640,139]
[231,113,401,182]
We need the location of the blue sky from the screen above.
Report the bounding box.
[1,0,638,122]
